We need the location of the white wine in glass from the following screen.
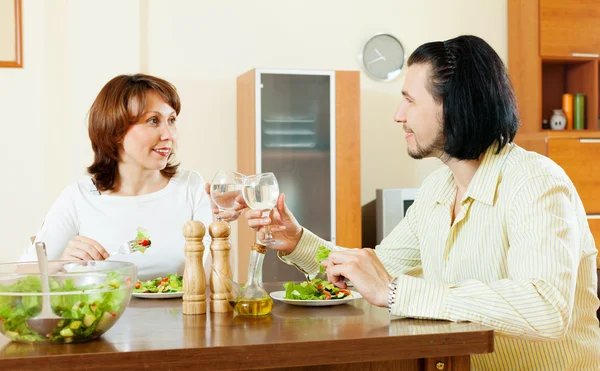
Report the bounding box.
[210,170,245,221]
[242,172,282,246]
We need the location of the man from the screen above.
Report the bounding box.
[235,35,600,370]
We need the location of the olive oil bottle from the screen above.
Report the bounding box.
[231,243,273,316]
[230,297,273,316]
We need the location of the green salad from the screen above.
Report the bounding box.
[0,272,130,343]
[283,279,352,300]
[283,246,352,300]
[133,274,183,294]
[131,226,151,253]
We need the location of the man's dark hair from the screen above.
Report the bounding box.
[407,35,519,160]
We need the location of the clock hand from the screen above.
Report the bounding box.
[367,56,385,66]
[374,48,385,60]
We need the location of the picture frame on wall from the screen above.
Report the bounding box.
[0,0,22,68]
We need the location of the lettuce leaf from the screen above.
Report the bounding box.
[135,226,150,241]
[315,246,331,274]
[283,281,325,300]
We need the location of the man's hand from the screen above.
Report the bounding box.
[244,193,303,254]
[322,248,393,307]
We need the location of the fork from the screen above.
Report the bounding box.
[109,240,136,256]
[305,271,328,282]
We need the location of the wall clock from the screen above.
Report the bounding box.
[361,33,405,82]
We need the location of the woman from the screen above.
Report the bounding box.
[22,74,212,280]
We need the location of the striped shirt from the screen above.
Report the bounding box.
[280,143,600,370]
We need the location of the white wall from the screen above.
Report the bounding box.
[146,0,507,200]
[0,0,507,270]
[0,0,48,263]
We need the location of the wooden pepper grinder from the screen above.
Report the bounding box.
[209,220,233,313]
[182,221,206,315]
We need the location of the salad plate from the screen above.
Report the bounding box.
[132,274,183,299]
[132,291,183,299]
[270,290,362,307]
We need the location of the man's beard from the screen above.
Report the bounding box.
[407,132,445,159]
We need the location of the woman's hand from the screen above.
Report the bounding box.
[243,193,303,254]
[204,182,242,222]
[60,236,109,260]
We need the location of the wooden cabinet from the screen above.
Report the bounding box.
[547,138,600,213]
[509,0,600,247]
[236,69,361,282]
[509,0,600,134]
[515,133,600,247]
[540,0,600,57]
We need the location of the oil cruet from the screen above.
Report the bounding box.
[213,243,273,316]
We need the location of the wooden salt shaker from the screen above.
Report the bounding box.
[209,220,233,313]
[182,221,206,315]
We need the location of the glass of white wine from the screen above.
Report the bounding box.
[242,172,282,246]
[210,170,245,221]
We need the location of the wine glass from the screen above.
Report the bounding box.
[210,170,245,221]
[242,172,282,246]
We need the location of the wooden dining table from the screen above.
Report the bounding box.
[0,283,494,370]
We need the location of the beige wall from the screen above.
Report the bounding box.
[0,0,507,276]
[0,0,48,263]
[0,0,17,61]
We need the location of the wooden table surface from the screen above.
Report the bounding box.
[0,283,494,370]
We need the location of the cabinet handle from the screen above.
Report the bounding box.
[587,215,600,220]
[571,53,600,58]
[579,139,600,144]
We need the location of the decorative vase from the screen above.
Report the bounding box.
[549,109,567,130]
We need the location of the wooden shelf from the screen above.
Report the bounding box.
[542,56,599,63]
[541,60,598,131]
[518,130,600,141]
[546,130,600,138]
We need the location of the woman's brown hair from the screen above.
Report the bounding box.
[87,74,181,192]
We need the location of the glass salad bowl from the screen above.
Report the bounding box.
[0,260,137,344]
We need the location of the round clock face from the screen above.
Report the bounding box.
[361,34,405,82]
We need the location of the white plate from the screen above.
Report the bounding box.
[132,292,183,299]
[269,291,362,307]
